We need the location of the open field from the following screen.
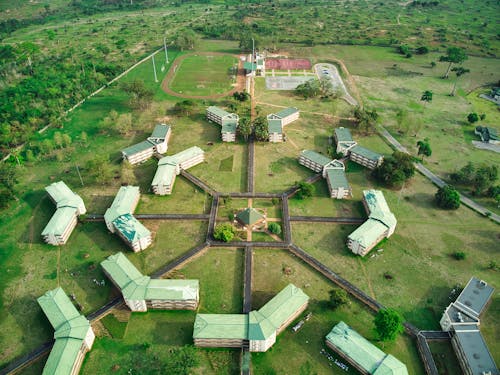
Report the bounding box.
[251,249,425,375]
[168,53,238,96]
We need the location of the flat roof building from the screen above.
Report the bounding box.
[267,107,299,143]
[101,252,199,312]
[193,284,309,352]
[42,181,86,246]
[206,106,239,142]
[334,127,357,155]
[347,190,397,256]
[104,186,151,252]
[151,146,205,195]
[325,321,408,375]
[440,278,498,375]
[122,124,171,164]
[37,287,95,375]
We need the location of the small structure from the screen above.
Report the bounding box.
[267,107,300,143]
[104,186,151,252]
[42,181,86,246]
[101,252,199,312]
[347,190,396,256]
[151,146,205,195]
[38,287,95,375]
[193,284,309,352]
[475,126,499,144]
[325,321,408,375]
[206,106,239,142]
[244,53,265,76]
[334,127,357,155]
[349,145,384,170]
[440,277,498,375]
[324,160,352,199]
[236,207,266,228]
[121,124,171,164]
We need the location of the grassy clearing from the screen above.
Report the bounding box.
[101,314,128,339]
[169,54,238,96]
[252,198,282,219]
[291,172,500,351]
[251,249,425,375]
[428,341,462,375]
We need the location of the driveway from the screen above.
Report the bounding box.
[314,63,358,106]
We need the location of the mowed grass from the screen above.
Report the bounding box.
[251,250,425,375]
[169,54,238,96]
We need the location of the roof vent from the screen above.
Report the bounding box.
[465,301,472,307]
[473,353,480,359]
[479,280,487,288]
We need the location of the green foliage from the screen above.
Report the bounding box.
[440,47,468,78]
[233,91,250,102]
[416,46,429,54]
[354,106,379,134]
[453,251,466,260]
[85,154,113,185]
[421,90,433,104]
[416,138,432,160]
[172,100,198,116]
[372,151,415,187]
[164,346,200,375]
[0,163,18,208]
[121,79,154,110]
[116,113,132,135]
[174,30,200,51]
[213,223,235,242]
[295,78,336,99]
[467,112,479,124]
[374,308,404,341]
[268,222,282,235]
[295,181,315,200]
[450,162,498,195]
[253,116,269,142]
[238,117,252,142]
[329,289,348,310]
[435,185,461,210]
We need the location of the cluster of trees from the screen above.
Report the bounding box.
[233,91,250,102]
[101,110,133,136]
[416,138,432,161]
[353,106,379,134]
[450,162,498,199]
[467,112,485,124]
[172,100,198,116]
[252,116,269,142]
[435,185,461,210]
[0,163,18,209]
[397,44,429,58]
[295,77,338,99]
[121,79,155,110]
[213,223,236,242]
[173,30,200,51]
[295,181,315,199]
[372,152,415,188]
[395,109,424,137]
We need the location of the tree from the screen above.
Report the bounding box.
[329,289,348,310]
[233,91,250,102]
[372,151,415,188]
[354,106,379,134]
[213,223,235,242]
[420,90,433,106]
[53,131,63,149]
[435,185,460,210]
[295,181,315,200]
[439,47,467,79]
[374,308,404,342]
[449,66,470,96]
[467,112,479,124]
[253,116,269,142]
[416,46,429,55]
[121,79,154,110]
[174,30,199,51]
[416,138,432,161]
[295,79,321,99]
[268,222,281,235]
[453,251,466,260]
[85,154,113,185]
[62,134,72,148]
[238,117,252,142]
[172,100,198,116]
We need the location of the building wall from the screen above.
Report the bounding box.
[125,298,147,312]
[451,335,474,375]
[194,338,244,348]
[113,224,152,252]
[222,132,236,142]
[298,155,324,173]
[269,132,283,143]
[43,213,78,246]
[207,110,225,125]
[347,229,387,257]
[329,185,350,199]
[152,174,176,196]
[349,152,383,170]
[179,153,205,171]
[281,112,299,126]
[249,332,276,352]
[123,147,155,165]
[276,301,308,335]
[147,299,199,310]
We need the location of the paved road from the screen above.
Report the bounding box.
[378,127,500,224]
[314,63,357,106]
[290,216,365,224]
[243,247,253,314]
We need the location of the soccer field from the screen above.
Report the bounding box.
[168,53,237,96]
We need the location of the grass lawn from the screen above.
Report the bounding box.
[169,54,238,96]
[428,341,462,375]
[251,249,425,375]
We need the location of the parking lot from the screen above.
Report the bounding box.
[314,63,357,105]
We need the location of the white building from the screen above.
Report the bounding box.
[267,107,300,143]
[324,160,352,199]
[122,124,171,164]
[206,106,239,142]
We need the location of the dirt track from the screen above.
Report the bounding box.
[161,52,246,99]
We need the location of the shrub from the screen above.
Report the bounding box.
[435,185,460,210]
[453,251,466,260]
[213,223,235,242]
[329,289,349,309]
[268,222,281,235]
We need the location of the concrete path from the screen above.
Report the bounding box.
[378,126,500,224]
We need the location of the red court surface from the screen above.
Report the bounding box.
[265,58,311,70]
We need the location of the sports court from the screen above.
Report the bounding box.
[265,58,312,70]
[265,76,312,90]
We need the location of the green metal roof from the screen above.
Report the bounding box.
[257,284,309,331]
[149,124,170,140]
[45,181,84,210]
[168,146,204,166]
[42,206,77,236]
[101,252,198,301]
[221,120,237,134]
[325,168,350,189]
[122,140,154,157]
[151,163,177,186]
[334,127,354,143]
[300,150,332,167]
[275,107,299,119]
[112,213,150,243]
[350,145,383,162]
[193,314,248,339]
[37,288,82,331]
[236,208,264,226]
[348,218,388,248]
[363,190,397,229]
[244,62,257,71]
[207,106,231,118]
[43,337,86,375]
[104,186,140,224]
[326,321,408,375]
[248,310,276,340]
[268,118,283,134]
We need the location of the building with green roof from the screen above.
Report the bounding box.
[334,127,357,155]
[121,124,171,164]
[267,107,300,143]
[298,150,333,173]
[349,145,384,170]
[37,287,95,375]
[104,186,151,252]
[101,252,199,311]
[347,190,397,256]
[151,146,205,195]
[42,181,86,246]
[236,207,266,228]
[326,321,408,375]
[324,160,352,199]
[193,284,309,352]
[206,106,239,142]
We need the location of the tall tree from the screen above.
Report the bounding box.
[121,79,154,110]
[174,30,200,51]
[372,151,415,188]
[354,106,379,134]
[416,138,432,161]
[374,308,404,342]
[238,117,252,142]
[435,185,460,210]
[420,90,433,107]
[449,66,470,96]
[439,47,467,79]
[253,116,269,142]
[395,108,409,134]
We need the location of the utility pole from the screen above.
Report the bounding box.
[252,37,255,63]
[75,164,84,186]
[152,54,158,82]
[164,37,169,63]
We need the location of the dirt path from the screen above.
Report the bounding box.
[161,52,246,99]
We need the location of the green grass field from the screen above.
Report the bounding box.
[169,54,238,96]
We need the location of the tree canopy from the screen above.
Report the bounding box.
[416,138,432,160]
[238,117,252,142]
[372,151,415,188]
[353,106,379,134]
[329,289,349,310]
[253,116,269,142]
[374,308,404,341]
[213,223,236,242]
[439,47,467,78]
[435,185,461,210]
[295,181,315,199]
[268,222,282,235]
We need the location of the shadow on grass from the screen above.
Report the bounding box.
[19,195,52,245]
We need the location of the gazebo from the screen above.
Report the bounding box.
[236,208,266,228]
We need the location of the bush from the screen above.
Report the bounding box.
[453,251,466,260]
[268,222,281,235]
[416,46,429,54]
[467,112,479,124]
[435,185,460,210]
[372,151,415,188]
[329,289,349,309]
[213,223,235,242]
[295,181,315,199]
